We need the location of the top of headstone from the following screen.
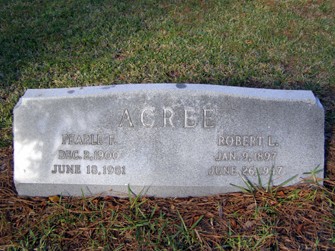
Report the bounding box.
[18,83,318,105]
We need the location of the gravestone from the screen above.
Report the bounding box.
[14,84,324,197]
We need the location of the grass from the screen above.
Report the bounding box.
[0,0,335,249]
[231,168,299,194]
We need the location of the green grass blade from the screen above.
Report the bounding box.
[256,168,263,188]
[241,174,257,192]
[190,215,204,230]
[274,174,298,191]
[230,183,252,193]
[177,210,188,234]
[267,166,274,192]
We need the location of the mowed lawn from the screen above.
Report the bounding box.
[0,0,334,250]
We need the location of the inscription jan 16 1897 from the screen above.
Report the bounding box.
[14,84,324,197]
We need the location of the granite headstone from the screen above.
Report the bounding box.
[14,84,324,197]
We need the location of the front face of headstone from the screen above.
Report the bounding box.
[14,84,324,197]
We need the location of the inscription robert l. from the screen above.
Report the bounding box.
[217,135,279,147]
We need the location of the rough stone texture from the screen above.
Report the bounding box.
[14,84,324,197]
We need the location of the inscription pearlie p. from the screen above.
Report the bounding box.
[14,84,324,197]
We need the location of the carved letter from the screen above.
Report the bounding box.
[203,109,215,128]
[268,136,278,147]
[75,165,81,174]
[62,134,74,145]
[109,135,116,145]
[51,165,58,174]
[59,165,65,174]
[258,137,263,146]
[83,134,90,144]
[184,109,197,128]
[217,136,225,146]
[58,150,66,159]
[226,136,233,146]
[119,109,134,127]
[141,108,155,128]
[66,165,74,174]
[250,136,256,146]
[75,135,83,145]
[235,136,242,146]
[242,136,249,146]
[163,108,174,127]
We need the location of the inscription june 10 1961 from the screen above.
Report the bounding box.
[14,84,324,197]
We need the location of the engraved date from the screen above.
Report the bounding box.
[58,150,119,160]
[241,166,283,176]
[208,165,284,176]
[86,165,126,175]
[83,150,119,161]
[215,151,277,162]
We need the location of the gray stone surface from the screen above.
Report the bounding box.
[14,84,324,197]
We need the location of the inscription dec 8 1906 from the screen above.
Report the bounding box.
[14,84,324,197]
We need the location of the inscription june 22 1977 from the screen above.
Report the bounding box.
[14,84,324,197]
